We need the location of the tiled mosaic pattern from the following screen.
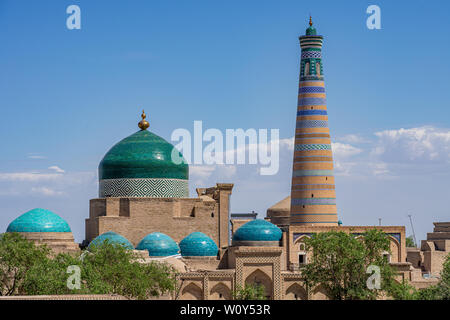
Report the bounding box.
[7,208,71,233]
[136,232,180,257]
[99,178,188,198]
[290,24,338,226]
[98,129,189,198]
[179,232,218,257]
[232,220,282,242]
[88,231,134,250]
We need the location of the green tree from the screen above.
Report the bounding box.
[0,233,51,296]
[405,236,416,248]
[415,253,450,300]
[233,283,267,300]
[301,229,400,300]
[1,234,177,299]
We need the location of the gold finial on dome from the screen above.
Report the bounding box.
[309,16,313,26]
[138,109,150,130]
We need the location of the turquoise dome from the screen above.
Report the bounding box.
[136,232,179,257]
[99,130,188,181]
[7,208,71,233]
[179,232,218,257]
[233,219,282,242]
[88,231,134,250]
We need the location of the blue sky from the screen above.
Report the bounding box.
[0,0,449,243]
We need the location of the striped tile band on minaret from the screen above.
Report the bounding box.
[289,18,338,226]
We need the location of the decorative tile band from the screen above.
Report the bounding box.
[297,110,327,116]
[298,86,325,93]
[293,170,334,177]
[99,178,189,198]
[298,97,327,106]
[301,51,322,59]
[296,120,329,128]
[294,144,331,151]
[291,198,337,205]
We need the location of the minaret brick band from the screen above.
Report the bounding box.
[289,19,338,226]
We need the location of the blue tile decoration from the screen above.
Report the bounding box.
[7,208,71,233]
[293,170,334,177]
[296,120,329,128]
[297,110,327,116]
[179,232,218,257]
[88,231,134,250]
[232,219,282,242]
[294,144,331,151]
[291,198,337,205]
[136,232,180,257]
[298,86,325,93]
[298,97,327,106]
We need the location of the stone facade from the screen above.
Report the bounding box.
[85,183,233,247]
[407,222,450,277]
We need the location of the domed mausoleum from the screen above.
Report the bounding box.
[179,232,218,257]
[85,111,233,249]
[7,208,79,253]
[136,232,179,257]
[88,231,134,250]
[98,111,188,198]
[232,219,282,246]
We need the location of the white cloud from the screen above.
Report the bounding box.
[373,126,450,163]
[332,142,363,159]
[337,134,369,144]
[48,166,65,173]
[0,172,63,182]
[31,187,64,196]
[27,153,46,159]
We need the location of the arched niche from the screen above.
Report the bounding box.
[209,282,232,300]
[285,283,308,300]
[245,269,273,299]
[180,282,203,300]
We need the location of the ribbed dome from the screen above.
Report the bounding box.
[88,231,134,250]
[179,232,218,257]
[99,130,188,180]
[7,208,71,233]
[136,232,179,257]
[232,219,282,242]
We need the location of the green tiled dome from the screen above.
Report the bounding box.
[136,232,180,257]
[179,232,218,257]
[7,208,71,233]
[99,130,188,180]
[88,231,134,250]
[233,219,282,242]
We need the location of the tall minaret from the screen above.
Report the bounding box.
[289,18,338,226]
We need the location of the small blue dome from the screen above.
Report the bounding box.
[179,232,218,257]
[233,219,282,242]
[136,232,179,257]
[88,231,134,250]
[7,208,71,233]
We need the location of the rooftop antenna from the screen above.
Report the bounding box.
[408,214,417,247]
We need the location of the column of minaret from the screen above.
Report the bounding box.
[289,18,338,226]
